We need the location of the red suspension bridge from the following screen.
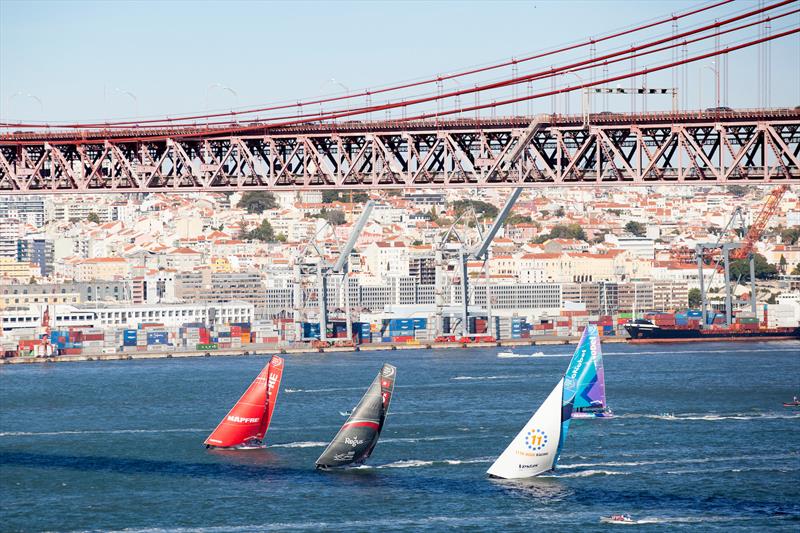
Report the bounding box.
[1,0,798,194]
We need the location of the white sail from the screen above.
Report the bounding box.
[487,379,566,479]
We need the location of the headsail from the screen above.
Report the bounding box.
[316,363,396,469]
[204,355,284,448]
[486,379,567,479]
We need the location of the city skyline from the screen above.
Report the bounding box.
[2,0,799,123]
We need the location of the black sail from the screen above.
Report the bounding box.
[315,363,396,469]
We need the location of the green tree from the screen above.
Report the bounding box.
[275,233,287,243]
[729,253,778,282]
[534,223,587,243]
[324,209,346,226]
[242,219,276,242]
[780,226,800,245]
[779,254,788,274]
[87,212,101,224]
[624,221,646,237]
[506,214,533,225]
[688,288,702,309]
[554,206,565,217]
[727,185,748,197]
[791,263,800,275]
[238,191,278,213]
[450,199,499,219]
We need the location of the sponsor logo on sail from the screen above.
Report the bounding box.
[227,415,260,424]
[381,366,395,378]
[271,357,283,367]
[268,373,278,392]
[345,436,364,447]
[525,429,548,452]
[333,451,355,461]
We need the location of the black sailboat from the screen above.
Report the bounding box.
[315,363,396,469]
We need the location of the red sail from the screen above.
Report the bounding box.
[261,355,284,438]
[204,356,284,448]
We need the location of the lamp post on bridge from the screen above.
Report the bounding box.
[204,83,238,127]
[5,92,44,124]
[320,78,350,118]
[114,88,138,119]
[704,61,721,109]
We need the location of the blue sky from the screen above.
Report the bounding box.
[1,0,798,123]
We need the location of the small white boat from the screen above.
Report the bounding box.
[600,514,635,524]
[497,351,545,358]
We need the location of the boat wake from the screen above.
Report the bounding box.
[0,428,205,437]
[270,441,327,448]
[551,469,629,478]
[622,412,800,422]
[497,352,550,358]
[284,386,363,394]
[376,457,493,469]
[451,375,517,381]
[559,452,797,471]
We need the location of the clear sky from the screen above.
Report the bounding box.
[1,0,798,123]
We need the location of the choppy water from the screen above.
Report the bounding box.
[1,341,799,532]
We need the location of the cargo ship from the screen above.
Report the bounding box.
[624,319,800,343]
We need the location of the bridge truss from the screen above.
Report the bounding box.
[0,110,798,194]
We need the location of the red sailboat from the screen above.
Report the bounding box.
[205,356,284,449]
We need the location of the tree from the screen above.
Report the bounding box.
[729,253,778,282]
[87,212,101,224]
[624,221,646,237]
[688,288,702,309]
[450,199,498,219]
[238,191,278,213]
[506,214,533,225]
[792,264,800,276]
[554,206,565,217]
[780,226,800,245]
[242,219,276,242]
[275,233,287,243]
[534,223,587,243]
[727,185,748,197]
[324,209,346,226]
[779,254,788,274]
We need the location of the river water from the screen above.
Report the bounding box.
[1,341,799,532]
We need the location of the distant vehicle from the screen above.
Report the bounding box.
[704,106,734,112]
[600,514,635,524]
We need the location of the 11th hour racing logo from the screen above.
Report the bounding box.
[525,429,548,452]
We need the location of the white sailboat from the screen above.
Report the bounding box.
[487,326,598,479]
[486,378,567,479]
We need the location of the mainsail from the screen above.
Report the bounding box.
[487,328,597,479]
[567,325,610,415]
[316,363,396,469]
[204,355,284,448]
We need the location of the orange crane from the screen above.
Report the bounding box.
[730,184,790,261]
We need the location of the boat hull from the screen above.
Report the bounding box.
[572,411,614,419]
[625,322,800,343]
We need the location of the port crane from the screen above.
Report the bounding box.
[696,184,789,327]
[292,201,375,345]
[436,115,549,339]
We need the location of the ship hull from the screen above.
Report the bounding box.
[625,323,800,343]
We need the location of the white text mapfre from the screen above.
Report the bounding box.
[227,415,259,424]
